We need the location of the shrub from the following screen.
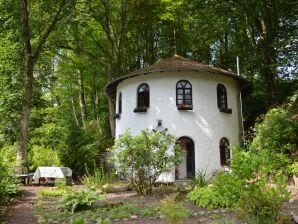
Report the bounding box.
[190,169,208,188]
[288,162,298,175]
[159,194,190,224]
[188,172,240,209]
[81,163,115,189]
[112,129,183,195]
[58,189,105,213]
[28,145,61,171]
[0,145,16,171]
[188,147,290,223]
[250,107,298,155]
[0,153,20,204]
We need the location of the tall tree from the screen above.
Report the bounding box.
[17,0,70,173]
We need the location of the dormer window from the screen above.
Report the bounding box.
[217,84,232,113]
[134,83,149,112]
[176,80,193,110]
[220,138,230,166]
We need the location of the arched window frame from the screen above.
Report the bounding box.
[217,84,232,113]
[176,80,193,110]
[134,83,149,112]
[219,138,230,166]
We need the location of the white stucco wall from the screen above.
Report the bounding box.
[115,71,242,179]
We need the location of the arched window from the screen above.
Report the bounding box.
[220,138,230,166]
[176,80,192,107]
[137,83,150,108]
[217,84,227,110]
[118,92,122,114]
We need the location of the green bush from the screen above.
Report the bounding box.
[188,172,240,209]
[237,176,290,223]
[0,153,20,204]
[28,145,61,171]
[191,169,208,188]
[0,145,16,171]
[58,189,105,213]
[187,147,290,223]
[250,107,298,155]
[289,162,298,175]
[81,163,115,189]
[112,129,183,195]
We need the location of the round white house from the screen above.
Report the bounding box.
[105,55,249,181]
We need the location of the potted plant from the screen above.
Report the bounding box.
[177,104,193,110]
[133,107,147,113]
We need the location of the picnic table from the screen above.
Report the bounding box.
[33,166,72,185]
[17,173,34,185]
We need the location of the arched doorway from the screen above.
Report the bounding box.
[176,137,195,180]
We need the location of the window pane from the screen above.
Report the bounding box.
[185,100,192,105]
[185,89,191,94]
[177,89,183,94]
[185,95,191,100]
[177,95,183,100]
[177,99,183,104]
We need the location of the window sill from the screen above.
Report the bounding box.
[133,107,148,113]
[114,113,120,119]
[219,108,232,114]
[177,105,193,110]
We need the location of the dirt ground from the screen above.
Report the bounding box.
[1,185,298,224]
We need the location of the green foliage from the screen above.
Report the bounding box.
[58,189,105,213]
[188,147,290,223]
[139,205,160,218]
[188,172,240,209]
[250,107,298,155]
[0,144,16,170]
[59,124,103,176]
[97,218,111,224]
[71,218,85,224]
[109,204,138,219]
[190,169,208,188]
[113,129,183,195]
[28,145,61,171]
[0,153,20,204]
[288,162,298,175]
[237,176,290,223]
[159,194,190,224]
[38,189,67,198]
[81,162,115,189]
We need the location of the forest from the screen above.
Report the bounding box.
[0,0,297,176]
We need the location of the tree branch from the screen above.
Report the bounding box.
[33,0,68,62]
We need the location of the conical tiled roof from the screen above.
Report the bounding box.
[105,55,250,100]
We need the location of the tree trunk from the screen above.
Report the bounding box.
[17,0,34,174]
[70,93,80,127]
[78,69,87,129]
[17,0,68,173]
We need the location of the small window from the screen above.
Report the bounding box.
[220,138,230,166]
[217,84,227,110]
[118,92,122,114]
[176,80,192,110]
[137,83,149,108]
